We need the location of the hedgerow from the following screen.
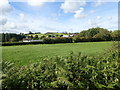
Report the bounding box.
[1,41,44,46]
[43,37,73,44]
[1,37,73,46]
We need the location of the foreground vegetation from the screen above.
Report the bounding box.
[3,42,113,66]
[2,42,120,89]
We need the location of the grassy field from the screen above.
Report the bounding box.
[27,33,68,38]
[2,41,113,66]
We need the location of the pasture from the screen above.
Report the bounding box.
[2,41,113,66]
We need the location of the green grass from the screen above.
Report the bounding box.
[27,33,68,38]
[2,41,113,66]
[27,33,43,38]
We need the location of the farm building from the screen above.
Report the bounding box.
[62,35,69,37]
[23,39,43,42]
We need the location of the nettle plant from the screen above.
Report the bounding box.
[2,43,120,90]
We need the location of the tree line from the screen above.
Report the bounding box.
[76,27,119,41]
[0,27,120,42]
[0,33,25,42]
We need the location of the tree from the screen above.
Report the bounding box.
[35,35,38,38]
[29,31,33,34]
[86,27,101,37]
[60,35,63,37]
[79,27,111,41]
[111,30,120,41]
[33,35,39,40]
[40,36,46,39]
[56,35,59,37]
[48,35,52,38]
[10,37,18,42]
[30,35,33,39]
[1,33,25,42]
[79,30,87,37]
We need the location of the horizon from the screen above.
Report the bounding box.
[0,0,118,34]
[0,27,118,34]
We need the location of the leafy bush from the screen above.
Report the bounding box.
[73,36,112,43]
[10,37,18,42]
[73,37,93,43]
[2,59,58,89]
[43,37,73,44]
[111,30,120,41]
[73,37,86,43]
[54,37,73,43]
[43,38,54,44]
[2,45,120,89]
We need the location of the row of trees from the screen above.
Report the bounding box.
[1,33,25,42]
[27,34,64,40]
[26,35,39,40]
[0,27,120,42]
[77,27,119,41]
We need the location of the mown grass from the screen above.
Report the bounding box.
[2,41,113,66]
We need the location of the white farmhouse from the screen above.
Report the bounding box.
[23,39,43,42]
[62,35,69,37]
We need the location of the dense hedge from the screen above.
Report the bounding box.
[43,37,73,44]
[43,38,54,44]
[1,36,118,46]
[1,41,44,46]
[54,37,73,43]
[1,37,73,46]
[73,37,109,43]
[2,44,120,89]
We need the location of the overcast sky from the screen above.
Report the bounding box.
[0,0,118,33]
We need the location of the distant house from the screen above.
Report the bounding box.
[69,34,78,37]
[69,34,74,37]
[62,35,69,37]
[23,38,43,42]
[23,39,31,42]
[30,40,43,42]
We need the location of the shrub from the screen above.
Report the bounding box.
[2,47,120,89]
[43,38,54,44]
[73,37,89,43]
[73,37,82,43]
[54,37,73,43]
[2,59,58,89]
[10,37,18,42]
[111,30,120,41]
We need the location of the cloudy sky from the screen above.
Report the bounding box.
[0,0,118,33]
